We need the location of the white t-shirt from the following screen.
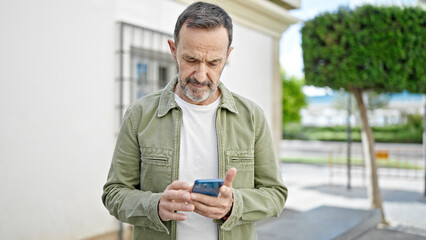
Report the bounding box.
[175,93,221,240]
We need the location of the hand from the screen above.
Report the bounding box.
[191,168,237,219]
[158,181,195,221]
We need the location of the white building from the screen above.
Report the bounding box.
[301,92,424,127]
[0,0,299,239]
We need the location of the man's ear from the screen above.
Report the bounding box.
[226,46,234,63]
[168,39,177,60]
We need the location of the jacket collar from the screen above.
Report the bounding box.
[157,76,239,117]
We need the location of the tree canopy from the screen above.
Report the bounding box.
[302,4,426,93]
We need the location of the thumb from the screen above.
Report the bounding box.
[223,167,237,188]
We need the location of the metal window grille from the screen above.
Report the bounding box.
[116,22,176,125]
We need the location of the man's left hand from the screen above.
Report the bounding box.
[190,168,237,219]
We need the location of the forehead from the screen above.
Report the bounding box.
[177,25,229,58]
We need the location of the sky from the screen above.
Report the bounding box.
[279,0,418,96]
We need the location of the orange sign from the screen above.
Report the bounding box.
[376,150,389,160]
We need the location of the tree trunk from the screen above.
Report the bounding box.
[423,94,426,197]
[351,88,387,224]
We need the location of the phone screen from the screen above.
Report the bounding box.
[192,179,224,197]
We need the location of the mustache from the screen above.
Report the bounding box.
[186,77,212,87]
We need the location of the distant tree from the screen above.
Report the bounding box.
[302,4,426,223]
[282,69,307,127]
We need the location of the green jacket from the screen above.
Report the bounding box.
[102,77,288,240]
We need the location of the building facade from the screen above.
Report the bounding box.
[302,92,424,127]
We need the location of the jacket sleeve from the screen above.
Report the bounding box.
[220,109,288,231]
[102,106,169,234]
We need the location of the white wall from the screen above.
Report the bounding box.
[0,0,117,239]
[116,0,185,35]
[0,0,276,239]
[221,24,274,125]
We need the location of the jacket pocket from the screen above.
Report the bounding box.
[226,149,254,167]
[140,147,172,192]
[225,149,254,188]
[141,147,172,166]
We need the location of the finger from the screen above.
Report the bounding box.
[172,212,188,221]
[163,190,192,203]
[159,209,189,221]
[165,201,195,212]
[223,167,237,188]
[192,201,226,219]
[167,180,191,191]
[218,185,233,199]
[191,192,217,206]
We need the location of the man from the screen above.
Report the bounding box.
[102,2,287,240]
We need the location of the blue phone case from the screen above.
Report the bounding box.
[192,179,224,197]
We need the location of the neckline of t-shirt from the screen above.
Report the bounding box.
[174,93,221,111]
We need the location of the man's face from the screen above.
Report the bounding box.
[168,25,233,105]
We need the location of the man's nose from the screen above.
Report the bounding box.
[194,63,207,82]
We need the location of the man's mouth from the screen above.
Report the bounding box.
[187,78,209,89]
[190,82,206,88]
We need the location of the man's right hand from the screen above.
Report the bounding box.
[158,181,194,221]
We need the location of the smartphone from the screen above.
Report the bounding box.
[192,179,224,197]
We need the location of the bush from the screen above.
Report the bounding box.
[283,120,423,143]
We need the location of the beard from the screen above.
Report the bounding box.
[178,76,218,103]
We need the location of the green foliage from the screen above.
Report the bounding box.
[406,112,423,129]
[283,115,423,143]
[282,70,307,126]
[301,4,426,94]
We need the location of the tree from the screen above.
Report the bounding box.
[301,4,426,223]
[282,69,307,126]
[332,91,389,112]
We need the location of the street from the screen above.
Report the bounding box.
[256,162,426,240]
[254,140,426,239]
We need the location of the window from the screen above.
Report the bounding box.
[117,22,176,124]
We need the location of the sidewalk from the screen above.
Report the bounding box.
[256,163,426,240]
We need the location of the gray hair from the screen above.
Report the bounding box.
[174,1,233,49]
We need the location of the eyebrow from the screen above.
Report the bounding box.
[183,54,223,63]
